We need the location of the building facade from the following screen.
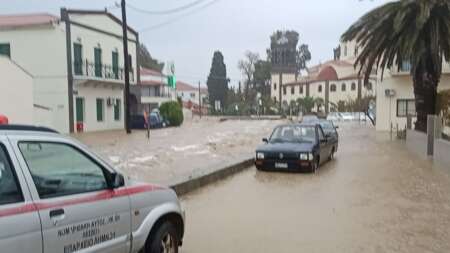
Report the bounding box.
[176,81,208,114]
[271,40,376,114]
[376,62,450,131]
[0,10,138,133]
[132,67,176,114]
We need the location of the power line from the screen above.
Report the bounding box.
[127,0,208,15]
[139,0,221,32]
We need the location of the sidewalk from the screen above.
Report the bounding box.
[73,118,283,186]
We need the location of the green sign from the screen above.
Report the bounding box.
[167,76,176,88]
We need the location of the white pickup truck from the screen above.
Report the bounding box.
[0,125,184,253]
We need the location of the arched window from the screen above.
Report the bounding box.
[330,84,336,92]
[341,83,346,92]
[351,82,356,91]
[318,85,322,93]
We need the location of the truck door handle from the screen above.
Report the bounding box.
[49,208,65,225]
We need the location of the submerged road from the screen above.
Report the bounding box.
[180,123,450,253]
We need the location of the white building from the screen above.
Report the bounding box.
[376,62,450,131]
[0,10,139,133]
[271,40,376,113]
[131,67,176,114]
[176,81,208,115]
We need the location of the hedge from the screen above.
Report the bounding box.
[160,101,184,126]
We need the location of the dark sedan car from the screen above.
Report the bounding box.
[255,124,335,173]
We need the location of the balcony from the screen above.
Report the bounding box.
[73,59,134,82]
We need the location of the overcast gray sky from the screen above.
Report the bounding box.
[1,0,391,87]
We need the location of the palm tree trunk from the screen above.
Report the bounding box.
[412,65,438,132]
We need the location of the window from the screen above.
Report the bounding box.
[397,99,416,117]
[0,43,11,58]
[291,87,295,95]
[128,54,133,70]
[0,145,23,205]
[318,127,325,141]
[355,46,359,56]
[351,82,356,91]
[318,85,322,93]
[341,83,346,92]
[75,97,84,123]
[114,99,121,121]
[94,47,102,77]
[330,84,336,92]
[73,43,83,75]
[283,86,287,95]
[344,45,348,57]
[366,82,373,91]
[274,83,277,90]
[191,93,196,98]
[112,51,119,79]
[18,142,108,199]
[300,86,304,94]
[96,98,104,122]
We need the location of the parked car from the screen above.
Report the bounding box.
[314,119,339,155]
[341,112,354,121]
[255,123,335,173]
[131,114,166,129]
[326,112,342,122]
[0,125,185,253]
[301,115,319,123]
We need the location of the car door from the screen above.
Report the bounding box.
[317,126,330,164]
[0,136,42,253]
[11,136,131,253]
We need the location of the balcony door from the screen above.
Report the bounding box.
[94,47,102,77]
[112,51,119,79]
[73,43,82,75]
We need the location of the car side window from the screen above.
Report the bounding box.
[317,127,325,141]
[18,142,108,199]
[0,144,24,205]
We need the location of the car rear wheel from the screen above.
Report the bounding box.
[311,158,319,173]
[146,222,179,253]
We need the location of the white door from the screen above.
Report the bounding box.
[0,137,42,253]
[16,140,131,253]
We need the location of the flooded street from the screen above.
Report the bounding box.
[74,118,282,185]
[181,123,450,253]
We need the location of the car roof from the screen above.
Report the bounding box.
[0,124,59,137]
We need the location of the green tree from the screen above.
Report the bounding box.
[238,51,260,101]
[297,97,315,113]
[207,51,228,111]
[138,43,164,71]
[314,97,324,112]
[254,60,272,96]
[159,101,183,126]
[341,0,450,132]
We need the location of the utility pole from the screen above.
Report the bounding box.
[121,0,131,134]
[198,81,202,119]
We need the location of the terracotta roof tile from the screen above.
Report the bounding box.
[0,13,59,28]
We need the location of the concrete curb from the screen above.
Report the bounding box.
[170,158,254,195]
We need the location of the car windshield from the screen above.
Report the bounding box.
[269,125,315,143]
[319,121,335,132]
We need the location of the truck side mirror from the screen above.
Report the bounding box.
[110,173,125,189]
[262,138,269,143]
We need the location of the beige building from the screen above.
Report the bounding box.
[0,9,138,133]
[376,62,450,131]
[271,40,376,113]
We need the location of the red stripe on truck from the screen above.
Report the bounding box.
[0,184,164,218]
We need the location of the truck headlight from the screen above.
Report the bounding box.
[299,153,308,160]
[256,152,265,160]
[308,153,314,161]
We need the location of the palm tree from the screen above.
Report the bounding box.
[341,0,450,132]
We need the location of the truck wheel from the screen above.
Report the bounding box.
[146,222,179,253]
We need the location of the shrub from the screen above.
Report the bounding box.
[160,101,184,126]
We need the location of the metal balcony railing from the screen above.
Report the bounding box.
[73,59,134,82]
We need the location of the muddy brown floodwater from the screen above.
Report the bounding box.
[180,123,450,253]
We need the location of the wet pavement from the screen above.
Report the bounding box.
[180,123,450,253]
[73,117,283,185]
